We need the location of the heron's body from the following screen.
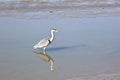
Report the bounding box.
[34,38,51,49]
[33,29,59,52]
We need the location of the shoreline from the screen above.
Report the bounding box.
[0,1,120,19]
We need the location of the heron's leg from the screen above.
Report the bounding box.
[43,47,46,54]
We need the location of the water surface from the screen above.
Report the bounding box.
[0,1,120,80]
[0,16,120,80]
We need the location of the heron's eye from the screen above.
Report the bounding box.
[52,29,56,31]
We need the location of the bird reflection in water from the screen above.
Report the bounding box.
[34,51,56,72]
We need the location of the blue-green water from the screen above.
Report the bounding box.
[0,16,120,80]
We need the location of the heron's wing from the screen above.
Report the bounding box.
[35,38,50,48]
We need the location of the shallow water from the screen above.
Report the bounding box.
[0,16,120,80]
[0,1,120,79]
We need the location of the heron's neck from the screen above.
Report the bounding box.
[50,31,54,42]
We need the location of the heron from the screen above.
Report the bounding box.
[33,28,59,52]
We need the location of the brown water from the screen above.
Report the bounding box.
[0,1,120,80]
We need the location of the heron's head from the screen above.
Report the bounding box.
[51,28,59,33]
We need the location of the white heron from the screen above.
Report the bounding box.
[33,28,59,52]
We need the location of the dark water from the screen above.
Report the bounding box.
[0,16,120,80]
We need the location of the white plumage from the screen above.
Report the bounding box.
[33,28,59,52]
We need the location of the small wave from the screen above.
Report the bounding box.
[0,0,120,4]
[0,0,120,19]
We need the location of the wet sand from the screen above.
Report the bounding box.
[0,0,120,18]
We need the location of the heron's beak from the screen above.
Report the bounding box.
[56,30,60,32]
